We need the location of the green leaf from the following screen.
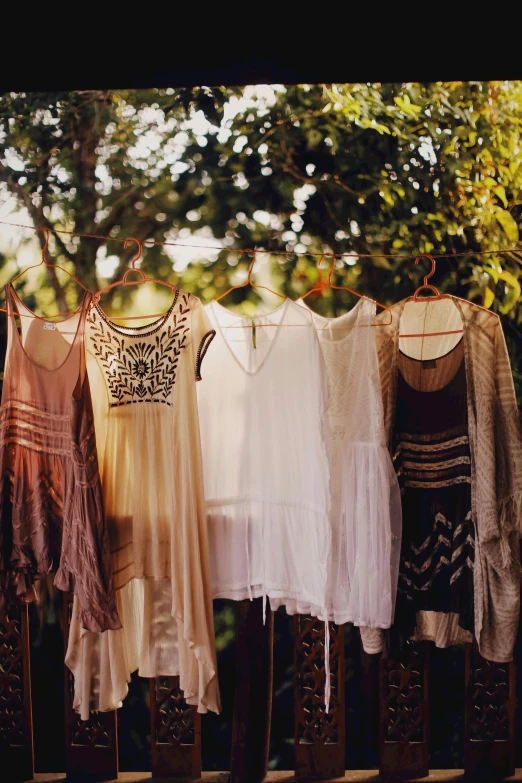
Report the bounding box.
[494,209,519,243]
[498,270,521,314]
[306,129,322,149]
[482,286,495,309]
[483,265,500,284]
[494,185,508,208]
[372,256,392,270]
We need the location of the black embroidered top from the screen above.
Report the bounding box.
[391,339,475,648]
[86,290,215,408]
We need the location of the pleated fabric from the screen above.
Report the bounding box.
[0,285,119,632]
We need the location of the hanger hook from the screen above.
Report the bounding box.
[36,226,50,264]
[247,250,256,284]
[415,254,436,287]
[124,237,143,269]
[326,252,337,285]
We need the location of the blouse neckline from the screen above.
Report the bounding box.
[398,338,465,395]
[211,298,289,376]
[93,288,179,338]
[298,296,370,345]
[7,283,87,374]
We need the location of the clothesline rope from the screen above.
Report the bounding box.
[0,220,520,262]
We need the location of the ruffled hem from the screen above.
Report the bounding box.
[212,583,329,622]
[0,552,121,633]
[66,579,221,720]
[54,566,122,633]
[75,605,122,634]
[0,568,37,613]
[10,543,46,572]
[330,612,392,629]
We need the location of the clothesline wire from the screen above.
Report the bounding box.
[0,220,520,262]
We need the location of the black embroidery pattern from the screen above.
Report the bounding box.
[87,293,191,407]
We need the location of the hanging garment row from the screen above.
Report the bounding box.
[0,238,521,723]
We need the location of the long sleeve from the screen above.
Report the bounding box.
[467,311,521,662]
[494,323,522,544]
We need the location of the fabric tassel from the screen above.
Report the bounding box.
[499,491,522,536]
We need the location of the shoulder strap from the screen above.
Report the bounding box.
[4,283,20,355]
[75,292,93,384]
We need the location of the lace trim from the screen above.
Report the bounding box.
[402,456,471,472]
[195,330,216,381]
[397,435,469,452]
[404,475,472,489]
[0,400,69,420]
[0,436,72,456]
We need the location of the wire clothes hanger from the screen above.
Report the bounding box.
[398,253,497,338]
[213,250,287,329]
[1,227,90,319]
[300,252,393,326]
[93,237,177,309]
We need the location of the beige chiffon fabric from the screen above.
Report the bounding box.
[65,290,221,718]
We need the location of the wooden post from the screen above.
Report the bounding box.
[150,675,201,779]
[379,640,430,781]
[230,597,274,783]
[0,603,33,783]
[359,641,380,766]
[464,643,516,779]
[294,616,345,780]
[63,594,118,781]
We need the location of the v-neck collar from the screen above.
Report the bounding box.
[210,298,289,376]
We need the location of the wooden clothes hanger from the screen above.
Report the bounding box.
[213,250,286,329]
[300,252,393,326]
[1,227,90,319]
[93,237,177,319]
[398,253,497,338]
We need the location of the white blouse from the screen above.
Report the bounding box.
[198,299,332,624]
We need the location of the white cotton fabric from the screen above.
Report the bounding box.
[298,297,402,636]
[198,299,332,622]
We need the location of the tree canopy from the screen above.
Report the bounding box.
[1,82,521,388]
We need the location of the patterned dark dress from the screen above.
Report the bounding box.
[392,339,475,646]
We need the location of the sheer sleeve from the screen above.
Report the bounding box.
[191,297,216,382]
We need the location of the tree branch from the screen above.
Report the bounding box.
[0,161,68,311]
[96,184,141,237]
